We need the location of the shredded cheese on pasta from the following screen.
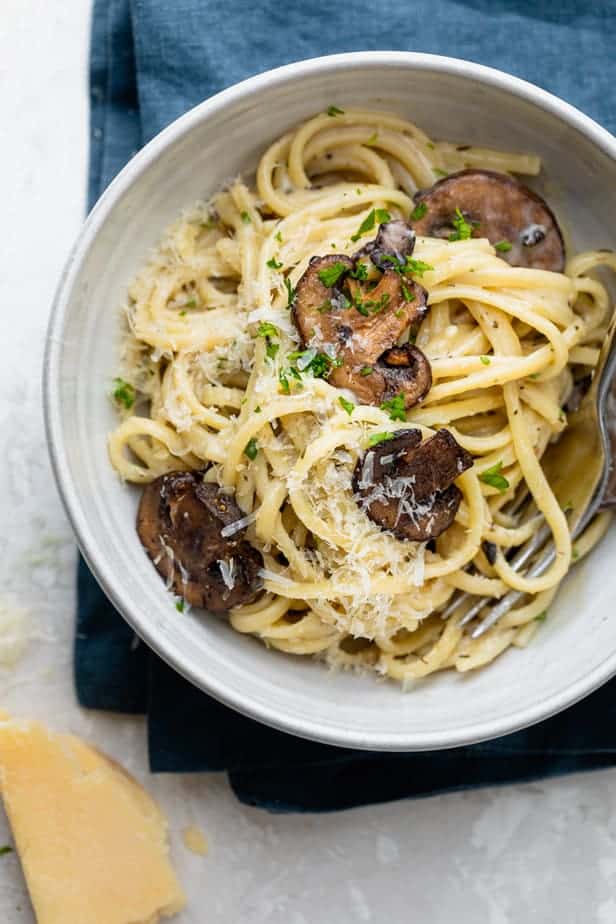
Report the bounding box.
[108,108,613,681]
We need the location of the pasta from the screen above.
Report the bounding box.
[108,108,613,683]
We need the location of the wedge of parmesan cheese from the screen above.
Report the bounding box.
[0,718,186,924]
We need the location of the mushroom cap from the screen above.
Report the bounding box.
[411,169,565,272]
[292,237,432,409]
[137,471,263,612]
[352,428,473,542]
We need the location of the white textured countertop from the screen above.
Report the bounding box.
[2,3,616,921]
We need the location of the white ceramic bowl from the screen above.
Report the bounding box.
[44,52,616,751]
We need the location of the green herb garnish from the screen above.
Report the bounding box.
[327,105,344,117]
[433,167,448,178]
[404,258,433,277]
[284,277,295,308]
[380,393,407,422]
[244,437,258,460]
[535,611,547,622]
[275,230,283,243]
[267,257,283,270]
[449,207,476,242]
[257,321,279,339]
[112,377,136,410]
[256,321,280,360]
[240,211,252,224]
[494,240,512,253]
[479,461,510,493]
[350,262,369,281]
[480,355,491,366]
[572,546,580,561]
[0,846,12,857]
[350,207,391,242]
[360,366,373,376]
[368,431,395,447]
[338,396,355,416]
[410,202,428,221]
[318,261,349,287]
[366,132,379,146]
[175,599,185,613]
[279,369,290,394]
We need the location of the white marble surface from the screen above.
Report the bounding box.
[2,2,616,921]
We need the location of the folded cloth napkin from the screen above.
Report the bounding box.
[78,0,616,812]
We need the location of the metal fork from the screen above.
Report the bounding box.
[443,321,616,639]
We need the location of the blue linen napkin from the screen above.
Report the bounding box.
[78,0,616,812]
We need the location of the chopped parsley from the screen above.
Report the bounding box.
[338,395,355,416]
[112,377,136,410]
[529,372,541,380]
[366,131,379,146]
[368,431,395,447]
[350,207,391,242]
[495,240,512,253]
[256,321,280,360]
[535,611,547,622]
[175,599,185,613]
[449,207,477,242]
[480,355,491,366]
[257,321,279,339]
[318,261,349,287]
[284,277,295,308]
[291,350,342,378]
[572,546,580,561]
[433,167,448,177]
[327,105,344,117]
[240,211,252,224]
[404,258,433,277]
[279,369,290,394]
[353,290,390,316]
[0,846,12,857]
[380,393,407,422]
[349,262,369,281]
[267,257,283,270]
[244,437,258,460]
[479,461,510,493]
[275,230,283,243]
[255,405,261,413]
[184,298,197,308]
[266,342,279,360]
[360,365,373,376]
[410,201,428,221]
[179,310,187,317]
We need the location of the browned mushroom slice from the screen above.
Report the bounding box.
[411,169,565,272]
[353,428,473,542]
[292,244,431,408]
[137,471,263,612]
[359,219,417,270]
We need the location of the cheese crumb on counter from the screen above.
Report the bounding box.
[0,717,186,924]
[182,825,208,857]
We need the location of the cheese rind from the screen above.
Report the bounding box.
[0,719,186,924]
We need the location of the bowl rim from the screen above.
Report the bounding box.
[44,50,616,751]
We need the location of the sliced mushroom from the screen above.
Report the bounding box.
[359,219,417,270]
[411,169,565,272]
[352,428,473,542]
[137,471,263,612]
[292,229,431,409]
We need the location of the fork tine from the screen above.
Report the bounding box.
[470,543,557,639]
[455,517,547,627]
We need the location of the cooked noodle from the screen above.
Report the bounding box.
[108,108,613,681]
